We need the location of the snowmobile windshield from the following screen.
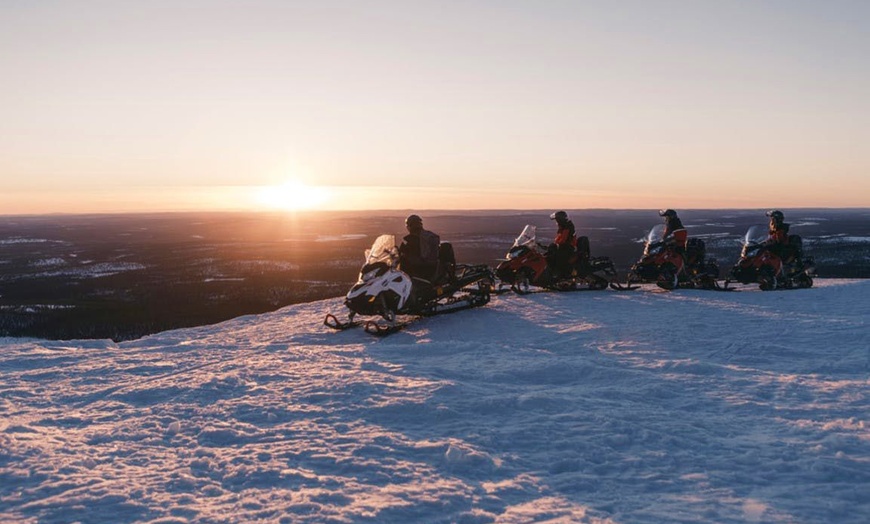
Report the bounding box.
[646,224,667,244]
[364,234,398,266]
[743,226,768,246]
[513,225,537,247]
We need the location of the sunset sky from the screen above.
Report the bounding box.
[1,1,868,214]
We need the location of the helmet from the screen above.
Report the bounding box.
[766,210,784,222]
[549,211,568,221]
[405,214,423,230]
[659,209,677,218]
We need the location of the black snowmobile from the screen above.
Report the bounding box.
[324,234,494,335]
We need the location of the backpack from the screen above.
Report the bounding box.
[686,238,706,266]
[576,236,591,261]
[786,234,803,262]
[419,230,440,264]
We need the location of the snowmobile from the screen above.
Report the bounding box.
[611,224,720,291]
[495,225,616,294]
[723,225,815,291]
[324,234,494,335]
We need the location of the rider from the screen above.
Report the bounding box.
[398,214,441,281]
[548,211,578,280]
[765,210,789,244]
[659,209,688,256]
[763,209,791,261]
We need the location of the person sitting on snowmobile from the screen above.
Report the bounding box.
[548,211,577,280]
[763,209,791,261]
[398,214,441,281]
[660,209,688,256]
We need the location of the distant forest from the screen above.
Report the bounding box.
[1,209,868,341]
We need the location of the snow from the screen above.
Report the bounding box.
[5,260,148,280]
[30,258,67,268]
[809,235,870,245]
[315,234,369,242]
[1,279,868,523]
[0,305,76,313]
[230,261,300,272]
[0,238,59,245]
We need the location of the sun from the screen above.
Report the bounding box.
[254,180,331,211]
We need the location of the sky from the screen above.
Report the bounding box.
[1,0,868,214]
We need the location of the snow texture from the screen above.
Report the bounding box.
[1,279,868,523]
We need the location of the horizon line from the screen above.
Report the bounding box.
[3,206,869,219]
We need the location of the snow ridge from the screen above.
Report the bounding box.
[1,279,868,523]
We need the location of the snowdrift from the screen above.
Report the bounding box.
[1,279,868,523]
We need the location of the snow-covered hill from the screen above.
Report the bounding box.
[2,279,868,523]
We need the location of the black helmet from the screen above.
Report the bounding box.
[659,209,677,218]
[405,214,423,229]
[766,210,784,222]
[549,211,568,221]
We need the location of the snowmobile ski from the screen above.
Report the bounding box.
[609,278,641,291]
[710,279,737,291]
[323,313,360,331]
[364,320,407,336]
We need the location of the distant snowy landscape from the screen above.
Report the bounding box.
[1,279,868,523]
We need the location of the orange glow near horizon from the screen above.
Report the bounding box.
[0,184,867,216]
[253,180,332,211]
